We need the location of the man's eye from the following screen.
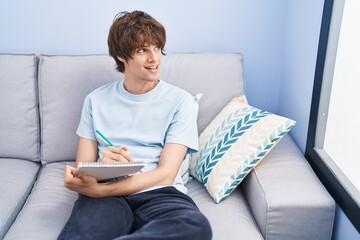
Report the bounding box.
[155,47,160,51]
[137,49,145,53]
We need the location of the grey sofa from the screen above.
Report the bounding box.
[0,53,335,240]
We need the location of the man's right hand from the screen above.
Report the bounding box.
[102,146,133,163]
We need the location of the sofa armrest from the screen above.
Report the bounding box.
[241,134,335,240]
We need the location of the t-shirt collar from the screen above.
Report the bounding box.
[118,80,163,101]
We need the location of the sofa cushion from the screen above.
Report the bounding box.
[190,96,296,203]
[161,53,245,133]
[187,179,263,240]
[0,54,40,161]
[0,158,40,239]
[3,162,78,240]
[38,53,245,165]
[4,161,262,240]
[38,55,122,164]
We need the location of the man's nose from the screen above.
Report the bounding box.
[148,50,158,61]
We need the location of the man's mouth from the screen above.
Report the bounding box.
[145,65,158,70]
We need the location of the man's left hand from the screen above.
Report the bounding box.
[64,165,102,198]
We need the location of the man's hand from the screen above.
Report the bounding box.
[64,165,102,198]
[102,146,133,163]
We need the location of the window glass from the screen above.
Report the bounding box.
[322,0,360,192]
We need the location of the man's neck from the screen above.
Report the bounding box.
[123,80,160,94]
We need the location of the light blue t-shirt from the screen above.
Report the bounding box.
[76,80,198,193]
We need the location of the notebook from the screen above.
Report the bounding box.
[77,161,146,181]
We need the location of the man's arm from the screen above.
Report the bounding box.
[75,137,98,164]
[101,143,187,196]
[63,137,98,194]
[64,141,187,198]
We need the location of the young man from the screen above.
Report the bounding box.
[58,11,212,240]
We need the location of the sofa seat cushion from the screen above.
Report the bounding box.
[4,162,77,240]
[0,158,40,239]
[187,179,263,240]
[4,160,263,240]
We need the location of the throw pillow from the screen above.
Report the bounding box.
[180,93,203,184]
[189,96,296,203]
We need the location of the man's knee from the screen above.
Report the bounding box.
[183,212,212,240]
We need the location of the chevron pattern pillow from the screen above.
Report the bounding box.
[189,96,296,203]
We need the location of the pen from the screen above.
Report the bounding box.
[95,130,114,146]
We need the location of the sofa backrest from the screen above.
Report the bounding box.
[161,53,245,132]
[0,53,40,162]
[38,53,245,164]
[38,55,122,164]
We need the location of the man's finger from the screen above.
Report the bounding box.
[72,168,82,178]
[119,150,133,162]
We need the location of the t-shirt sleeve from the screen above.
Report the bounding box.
[165,93,199,154]
[76,95,96,141]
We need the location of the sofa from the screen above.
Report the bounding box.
[0,53,335,240]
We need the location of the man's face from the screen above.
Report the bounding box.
[121,44,162,84]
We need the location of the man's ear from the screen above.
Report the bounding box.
[117,56,125,63]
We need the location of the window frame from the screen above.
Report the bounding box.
[305,0,360,232]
